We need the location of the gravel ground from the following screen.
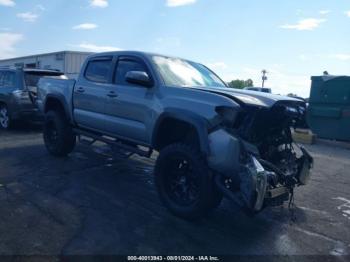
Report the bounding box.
[0,123,350,259]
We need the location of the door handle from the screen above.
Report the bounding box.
[107,91,118,98]
[76,87,85,93]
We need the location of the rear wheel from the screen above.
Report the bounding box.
[0,104,11,130]
[43,110,76,157]
[155,143,219,220]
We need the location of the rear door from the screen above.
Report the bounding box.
[73,56,113,132]
[104,56,155,144]
[0,71,19,111]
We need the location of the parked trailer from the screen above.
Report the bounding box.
[307,76,350,141]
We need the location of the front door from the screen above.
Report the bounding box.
[104,56,155,144]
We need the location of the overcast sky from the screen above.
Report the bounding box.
[0,0,349,97]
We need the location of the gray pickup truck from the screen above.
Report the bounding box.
[37,51,313,220]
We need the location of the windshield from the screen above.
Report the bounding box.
[152,56,226,88]
[24,72,66,87]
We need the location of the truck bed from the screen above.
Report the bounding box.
[37,77,76,121]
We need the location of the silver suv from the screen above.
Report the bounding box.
[0,68,66,129]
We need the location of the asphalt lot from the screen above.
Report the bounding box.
[0,123,350,258]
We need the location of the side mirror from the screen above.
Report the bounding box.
[125,71,152,87]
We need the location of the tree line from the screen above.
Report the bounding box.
[227,79,254,89]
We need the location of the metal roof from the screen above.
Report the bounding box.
[0,50,93,62]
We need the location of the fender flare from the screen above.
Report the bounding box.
[44,94,72,123]
[152,109,210,155]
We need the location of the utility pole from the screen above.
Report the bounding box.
[262,69,268,87]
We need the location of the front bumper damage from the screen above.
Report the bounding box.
[208,129,313,213]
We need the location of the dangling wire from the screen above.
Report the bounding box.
[288,188,297,223]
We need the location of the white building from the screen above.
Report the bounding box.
[0,51,93,79]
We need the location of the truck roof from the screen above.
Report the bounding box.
[86,50,197,64]
[0,50,93,62]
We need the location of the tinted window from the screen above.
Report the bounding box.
[2,72,16,87]
[85,59,112,83]
[114,59,148,85]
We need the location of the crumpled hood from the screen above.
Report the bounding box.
[192,87,304,108]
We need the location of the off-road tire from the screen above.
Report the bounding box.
[43,110,76,157]
[155,143,219,220]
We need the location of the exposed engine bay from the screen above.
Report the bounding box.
[208,101,313,213]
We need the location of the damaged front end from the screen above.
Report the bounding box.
[208,101,313,213]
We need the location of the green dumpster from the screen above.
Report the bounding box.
[307,76,350,141]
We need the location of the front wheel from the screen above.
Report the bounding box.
[43,110,76,157]
[155,143,219,220]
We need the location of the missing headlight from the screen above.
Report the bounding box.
[215,106,238,127]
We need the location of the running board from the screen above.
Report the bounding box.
[73,128,153,158]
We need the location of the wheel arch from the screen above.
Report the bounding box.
[152,110,210,155]
[44,94,72,122]
[0,100,9,114]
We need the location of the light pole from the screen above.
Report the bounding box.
[262,69,268,87]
